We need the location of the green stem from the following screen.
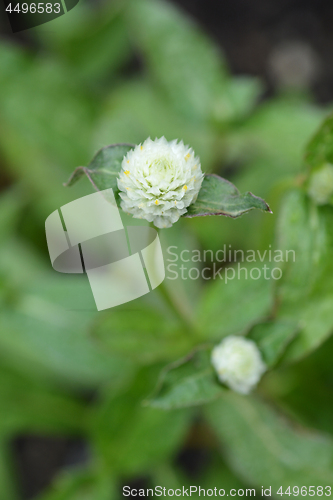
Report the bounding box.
[149,223,194,334]
[158,280,194,333]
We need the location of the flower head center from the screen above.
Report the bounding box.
[144,155,176,189]
[149,156,174,176]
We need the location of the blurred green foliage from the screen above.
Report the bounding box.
[1,0,333,498]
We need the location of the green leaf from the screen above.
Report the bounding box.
[230,97,325,186]
[212,76,263,124]
[65,143,134,192]
[206,393,333,489]
[227,77,263,119]
[200,97,324,255]
[307,163,333,206]
[276,191,324,301]
[145,347,224,410]
[196,262,274,341]
[0,45,96,210]
[0,239,48,297]
[0,364,86,436]
[247,320,300,367]
[303,112,333,205]
[91,367,191,475]
[127,0,228,122]
[94,78,220,170]
[275,190,333,360]
[0,187,26,239]
[0,274,134,389]
[0,310,131,389]
[93,307,192,365]
[151,453,247,497]
[39,5,132,85]
[262,335,333,437]
[36,469,116,500]
[145,321,297,412]
[305,111,333,170]
[185,175,271,218]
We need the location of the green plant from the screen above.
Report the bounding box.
[0,0,333,498]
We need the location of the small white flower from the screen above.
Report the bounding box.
[117,137,204,228]
[211,336,266,395]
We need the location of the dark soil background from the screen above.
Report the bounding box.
[1,0,333,497]
[176,0,333,102]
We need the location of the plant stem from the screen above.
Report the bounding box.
[158,280,194,333]
[149,222,195,334]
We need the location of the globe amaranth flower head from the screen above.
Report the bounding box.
[211,335,266,395]
[117,137,204,228]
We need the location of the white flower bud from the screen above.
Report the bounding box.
[308,163,333,205]
[117,137,204,228]
[211,336,266,395]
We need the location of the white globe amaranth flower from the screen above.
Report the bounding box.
[117,137,204,228]
[211,335,266,395]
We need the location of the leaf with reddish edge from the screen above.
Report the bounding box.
[184,174,272,218]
